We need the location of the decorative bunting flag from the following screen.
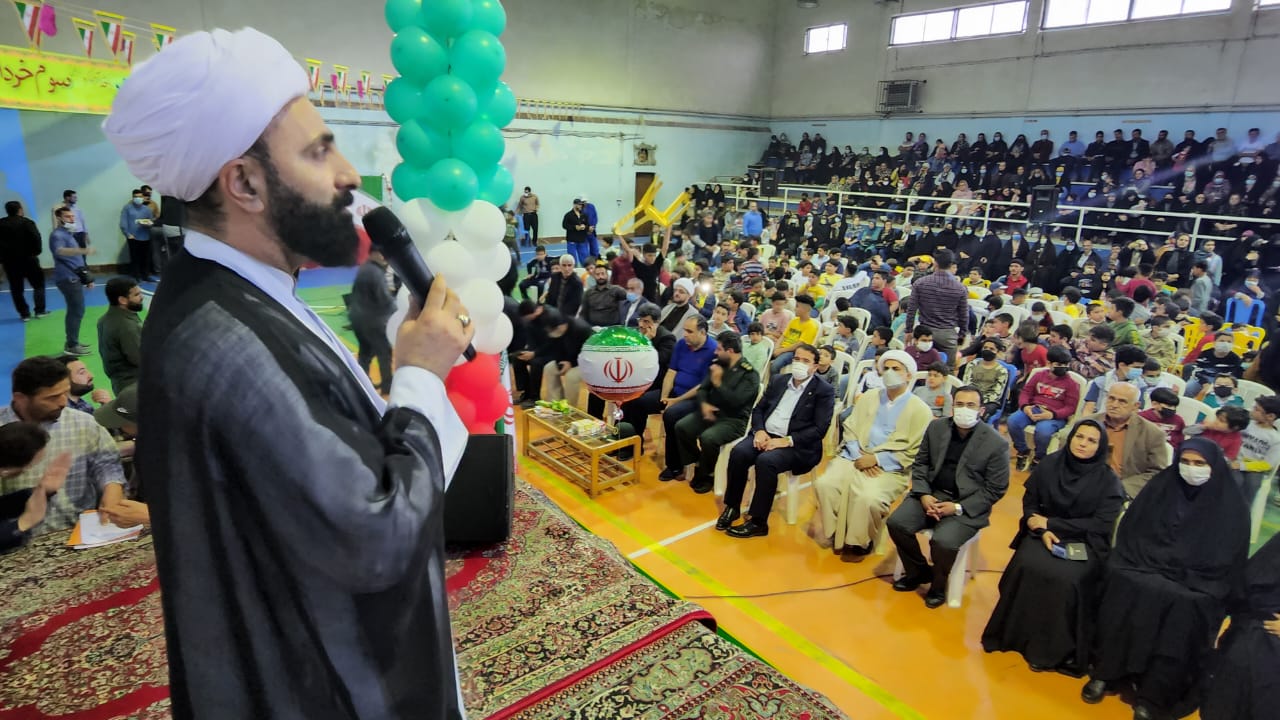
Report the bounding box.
[36,0,54,36]
[150,22,174,52]
[12,1,42,47]
[72,16,93,56]
[94,10,123,56]
[305,58,323,92]
[332,64,348,94]
[119,30,134,65]
[359,70,371,99]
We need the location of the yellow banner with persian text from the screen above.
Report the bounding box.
[0,44,128,114]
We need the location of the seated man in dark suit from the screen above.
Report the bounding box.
[718,344,834,538]
[887,385,1010,608]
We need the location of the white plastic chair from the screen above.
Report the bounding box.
[892,528,982,608]
[1251,470,1275,544]
[1176,396,1212,426]
[742,303,758,322]
[846,307,872,334]
[1048,310,1072,328]
[1158,372,1187,397]
[1237,379,1270,408]
[968,286,990,300]
[1000,304,1030,328]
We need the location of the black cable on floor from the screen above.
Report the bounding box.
[680,569,1005,600]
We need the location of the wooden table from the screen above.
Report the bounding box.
[519,406,640,497]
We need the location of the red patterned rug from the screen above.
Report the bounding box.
[0,483,845,719]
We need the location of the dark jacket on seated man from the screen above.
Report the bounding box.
[888,415,1010,597]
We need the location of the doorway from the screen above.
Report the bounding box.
[634,172,655,238]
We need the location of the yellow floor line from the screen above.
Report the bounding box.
[521,458,925,720]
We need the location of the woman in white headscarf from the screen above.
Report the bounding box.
[810,350,933,560]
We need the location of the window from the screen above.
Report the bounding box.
[890,1,1028,46]
[1259,0,1280,7]
[1043,0,1231,28]
[804,23,847,54]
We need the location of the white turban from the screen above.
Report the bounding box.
[877,349,918,378]
[673,278,695,296]
[102,28,309,201]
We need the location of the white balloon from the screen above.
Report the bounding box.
[453,201,506,251]
[398,199,434,252]
[474,242,516,283]
[455,279,503,322]
[422,199,463,245]
[424,242,475,283]
[386,286,411,347]
[473,313,513,355]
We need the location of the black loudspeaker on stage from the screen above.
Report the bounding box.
[759,168,779,197]
[444,433,515,545]
[1029,185,1059,224]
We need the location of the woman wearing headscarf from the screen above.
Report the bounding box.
[1200,533,1280,720]
[974,230,1003,281]
[1081,438,1250,720]
[1024,234,1059,293]
[982,420,1125,674]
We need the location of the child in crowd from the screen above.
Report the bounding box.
[1060,286,1085,317]
[815,346,841,387]
[832,316,859,356]
[906,326,943,368]
[742,322,772,375]
[1190,405,1250,463]
[964,268,989,295]
[1047,324,1073,351]
[1142,316,1179,368]
[1017,323,1048,373]
[914,361,953,419]
[1200,374,1245,409]
[1080,302,1108,332]
[863,326,893,362]
[1239,396,1280,505]
[960,337,1011,418]
[1140,358,1168,389]
[1186,330,1243,397]
[1028,302,1052,336]
[1138,387,1186,448]
[1076,260,1102,300]
[708,304,734,337]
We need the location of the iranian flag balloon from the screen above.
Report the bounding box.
[576,327,660,404]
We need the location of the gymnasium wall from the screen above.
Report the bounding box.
[768,0,1280,120]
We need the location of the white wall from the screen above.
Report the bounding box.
[1,0,775,117]
[769,0,1280,119]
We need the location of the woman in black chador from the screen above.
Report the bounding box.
[1200,532,1280,720]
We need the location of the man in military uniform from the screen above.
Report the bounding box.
[674,330,761,494]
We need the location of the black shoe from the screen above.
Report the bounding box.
[891,573,930,592]
[1028,662,1052,673]
[33,311,50,318]
[658,467,683,482]
[714,507,740,531]
[1132,705,1155,720]
[690,479,712,494]
[923,591,946,609]
[1081,679,1108,704]
[1015,454,1030,472]
[519,398,537,409]
[726,519,768,538]
[840,544,872,563]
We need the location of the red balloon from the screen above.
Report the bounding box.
[445,353,500,395]
[447,392,476,428]
[466,419,496,435]
[472,382,510,424]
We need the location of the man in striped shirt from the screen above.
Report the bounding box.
[902,249,969,365]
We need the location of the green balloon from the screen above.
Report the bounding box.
[384,78,428,123]
[478,81,517,127]
[392,162,432,200]
[421,74,478,131]
[390,27,448,85]
[450,30,506,92]
[426,158,479,212]
[454,121,505,174]
[396,119,453,167]
[384,0,424,32]
[421,0,473,42]
[471,0,507,35]
[477,164,514,207]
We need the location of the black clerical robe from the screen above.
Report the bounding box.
[137,251,462,719]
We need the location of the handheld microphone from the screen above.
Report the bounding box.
[362,206,476,361]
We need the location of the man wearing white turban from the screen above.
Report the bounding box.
[103,28,472,720]
[810,349,933,559]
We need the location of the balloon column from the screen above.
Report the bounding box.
[382,0,517,433]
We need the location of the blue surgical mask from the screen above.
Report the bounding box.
[626,292,639,302]
[1127,368,1142,381]
[132,197,143,205]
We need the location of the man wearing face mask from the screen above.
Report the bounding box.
[119,188,157,282]
[618,278,646,328]
[1008,347,1081,471]
[97,277,146,395]
[718,344,833,538]
[1071,381,1168,499]
[1186,331,1243,398]
[887,386,1009,608]
[811,350,932,558]
[674,331,760,495]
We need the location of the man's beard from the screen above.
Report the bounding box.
[261,161,359,267]
[70,381,93,398]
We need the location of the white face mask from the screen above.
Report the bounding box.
[1179,462,1212,486]
[952,406,980,429]
[881,369,907,389]
[1032,314,1045,322]
[1214,342,1234,353]
[62,221,75,229]
[916,341,933,352]
[790,362,811,381]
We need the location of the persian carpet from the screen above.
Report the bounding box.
[0,482,846,719]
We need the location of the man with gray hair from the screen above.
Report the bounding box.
[543,254,583,318]
[1065,381,1168,499]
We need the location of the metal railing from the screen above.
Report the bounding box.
[706,181,1277,249]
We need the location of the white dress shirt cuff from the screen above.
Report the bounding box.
[389,366,468,487]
